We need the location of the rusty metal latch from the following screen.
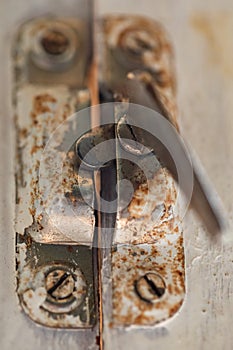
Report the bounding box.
[14,17,185,328]
[13,13,227,333]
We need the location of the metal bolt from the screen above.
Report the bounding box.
[45,268,75,300]
[135,272,166,303]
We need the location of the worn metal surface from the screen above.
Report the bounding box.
[99,16,185,327]
[14,18,97,328]
[17,241,96,327]
[15,14,185,333]
[0,0,233,350]
[102,15,178,129]
[111,241,184,326]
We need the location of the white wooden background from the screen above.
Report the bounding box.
[0,0,232,349]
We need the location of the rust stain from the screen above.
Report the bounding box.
[112,240,185,326]
[104,15,179,129]
[122,167,178,245]
[191,13,233,77]
[32,94,57,115]
[19,92,80,226]
[107,17,185,326]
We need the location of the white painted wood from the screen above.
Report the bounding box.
[0,0,232,349]
[99,1,233,350]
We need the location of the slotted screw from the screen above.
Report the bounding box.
[135,272,166,303]
[45,268,75,300]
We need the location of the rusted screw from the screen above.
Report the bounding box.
[135,272,166,303]
[123,30,155,56]
[41,29,69,56]
[45,268,75,300]
[32,22,78,71]
[119,29,159,62]
[42,264,87,314]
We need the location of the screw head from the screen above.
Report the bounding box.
[45,269,75,300]
[31,21,78,71]
[41,29,70,56]
[135,272,166,303]
[42,264,87,314]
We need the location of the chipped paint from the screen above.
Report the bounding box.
[14,15,186,330]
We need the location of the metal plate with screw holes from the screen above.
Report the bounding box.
[112,103,185,326]
[98,16,185,327]
[14,18,97,328]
